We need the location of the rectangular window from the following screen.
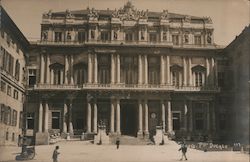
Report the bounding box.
[19,111,23,129]
[13,110,17,126]
[194,35,201,45]
[101,31,109,42]
[0,104,4,123]
[4,107,11,125]
[13,89,19,100]
[52,112,60,129]
[149,33,157,43]
[54,32,62,42]
[27,113,35,129]
[28,69,37,87]
[7,85,11,96]
[12,133,15,141]
[78,31,86,43]
[125,33,133,42]
[195,72,203,87]
[1,81,6,92]
[172,35,179,45]
[173,112,181,130]
[163,32,167,41]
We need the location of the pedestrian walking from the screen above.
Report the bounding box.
[116,137,120,149]
[52,146,60,162]
[178,142,188,160]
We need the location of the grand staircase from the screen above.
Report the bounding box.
[110,135,154,145]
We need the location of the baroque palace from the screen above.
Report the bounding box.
[2,2,247,146]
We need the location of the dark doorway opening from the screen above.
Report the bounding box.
[121,100,137,136]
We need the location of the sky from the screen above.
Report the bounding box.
[1,0,250,46]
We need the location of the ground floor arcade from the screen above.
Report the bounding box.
[26,91,216,144]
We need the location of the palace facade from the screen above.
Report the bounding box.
[0,6,29,145]
[25,2,223,144]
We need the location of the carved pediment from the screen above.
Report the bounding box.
[112,1,148,21]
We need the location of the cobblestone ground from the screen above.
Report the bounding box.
[0,140,249,162]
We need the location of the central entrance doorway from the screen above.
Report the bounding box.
[120,100,137,136]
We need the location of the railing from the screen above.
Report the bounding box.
[37,40,219,48]
[33,83,220,92]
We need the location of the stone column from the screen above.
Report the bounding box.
[183,57,187,86]
[144,100,149,135]
[189,101,193,132]
[40,54,45,84]
[167,101,173,132]
[87,102,92,133]
[46,55,50,84]
[44,101,49,133]
[64,55,69,84]
[144,55,148,84]
[111,54,115,84]
[207,102,210,131]
[68,100,74,135]
[70,55,74,85]
[206,58,210,86]
[93,102,98,133]
[117,54,120,83]
[116,99,121,134]
[88,53,92,83]
[38,101,43,132]
[137,99,143,136]
[160,55,165,85]
[166,56,170,84]
[161,100,166,132]
[188,58,192,86]
[211,58,215,86]
[138,55,143,84]
[110,100,115,133]
[50,69,54,85]
[94,54,98,84]
[63,102,67,133]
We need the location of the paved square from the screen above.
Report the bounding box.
[0,141,249,162]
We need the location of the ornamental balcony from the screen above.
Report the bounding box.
[31,83,220,92]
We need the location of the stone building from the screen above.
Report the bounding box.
[0,5,29,145]
[25,2,223,144]
[219,25,250,144]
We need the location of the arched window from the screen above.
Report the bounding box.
[192,65,206,87]
[15,60,20,81]
[148,56,160,85]
[50,63,64,85]
[170,64,183,87]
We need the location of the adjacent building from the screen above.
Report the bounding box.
[26,2,223,144]
[219,25,250,144]
[0,5,29,145]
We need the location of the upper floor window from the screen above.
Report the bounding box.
[50,63,64,85]
[149,33,157,43]
[194,35,201,45]
[148,56,160,84]
[172,35,179,45]
[101,31,109,42]
[54,32,62,42]
[13,89,18,100]
[15,60,20,81]
[184,34,189,43]
[91,30,95,39]
[78,31,86,43]
[207,32,212,44]
[42,31,48,41]
[1,81,6,92]
[28,69,37,87]
[98,55,110,84]
[66,32,72,41]
[163,32,167,41]
[170,64,183,86]
[125,32,133,42]
[192,65,206,87]
[7,85,11,96]
[140,31,145,41]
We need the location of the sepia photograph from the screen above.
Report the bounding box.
[0,0,249,161]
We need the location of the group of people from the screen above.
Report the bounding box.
[52,139,188,162]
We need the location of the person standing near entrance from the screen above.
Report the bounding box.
[52,146,60,162]
[178,142,188,160]
[116,137,120,149]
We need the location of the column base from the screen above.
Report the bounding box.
[35,132,49,145]
[144,131,149,139]
[137,131,143,138]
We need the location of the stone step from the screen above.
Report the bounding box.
[110,135,153,145]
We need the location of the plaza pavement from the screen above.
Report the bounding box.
[0,140,249,162]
